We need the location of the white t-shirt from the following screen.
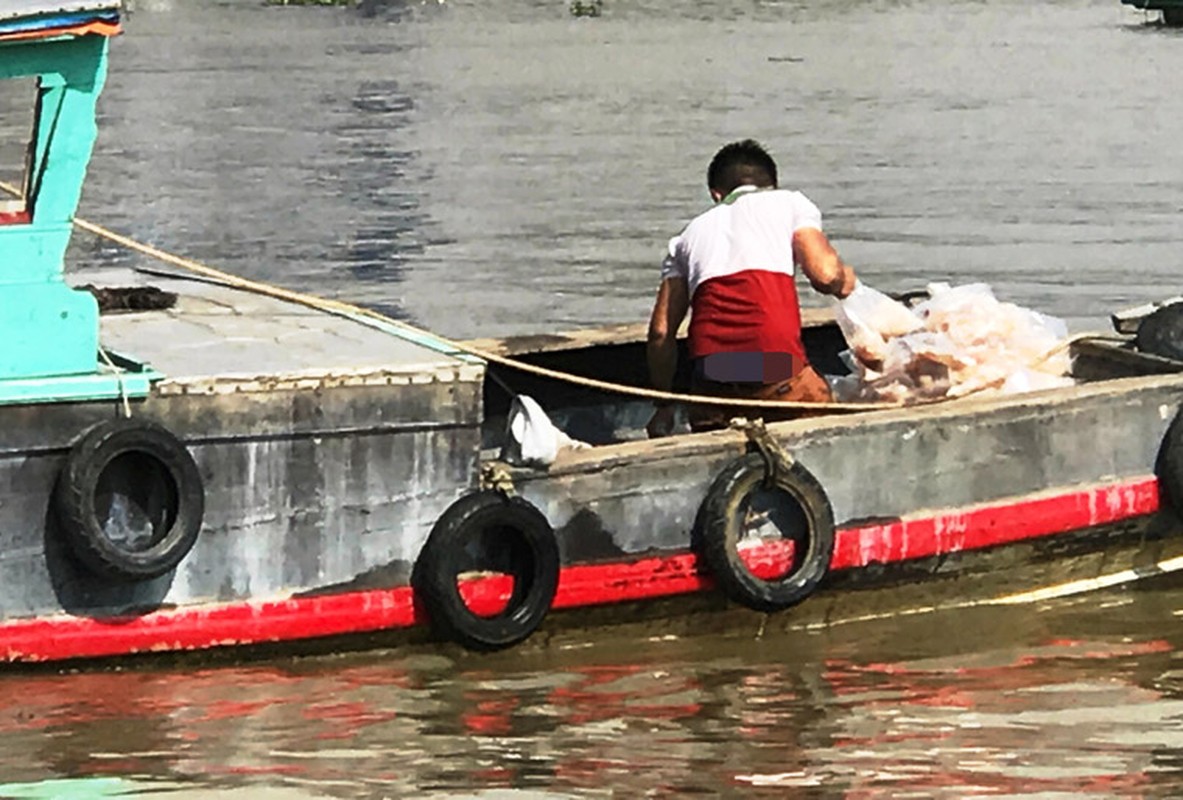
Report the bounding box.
[660,186,823,298]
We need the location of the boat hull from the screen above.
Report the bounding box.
[1,337,1181,664]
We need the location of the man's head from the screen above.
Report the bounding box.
[707,139,778,201]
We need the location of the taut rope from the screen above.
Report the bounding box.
[2,181,1119,411]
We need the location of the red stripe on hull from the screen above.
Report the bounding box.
[0,587,423,664]
[833,477,1161,568]
[0,476,1162,663]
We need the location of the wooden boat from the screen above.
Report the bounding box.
[2,1,1183,666]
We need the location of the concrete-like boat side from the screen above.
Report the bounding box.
[1,339,1181,662]
[0,271,486,620]
[506,373,1183,565]
[4,267,1183,663]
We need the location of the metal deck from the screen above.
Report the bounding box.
[75,268,484,394]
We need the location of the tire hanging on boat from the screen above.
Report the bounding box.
[53,418,205,582]
[412,490,560,651]
[1157,411,1183,514]
[693,452,835,613]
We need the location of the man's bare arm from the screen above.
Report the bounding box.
[646,277,690,392]
[793,227,857,299]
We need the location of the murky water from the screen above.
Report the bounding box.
[3,585,1183,797]
[3,0,1183,795]
[68,0,1183,339]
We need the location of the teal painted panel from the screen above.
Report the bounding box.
[0,370,157,406]
[34,65,106,224]
[0,223,70,283]
[0,34,103,85]
[0,35,107,248]
[0,282,97,378]
[0,34,110,382]
[0,777,133,798]
[0,350,159,406]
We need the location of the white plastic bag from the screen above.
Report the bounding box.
[834,281,1074,404]
[835,281,924,365]
[500,395,589,467]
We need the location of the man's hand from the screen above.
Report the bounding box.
[646,404,677,439]
[793,227,857,298]
[646,277,690,439]
[837,263,858,298]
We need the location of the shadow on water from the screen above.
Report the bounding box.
[332,77,426,308]
[353,0,419,22]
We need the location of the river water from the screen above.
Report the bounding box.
[3,0,1183,796]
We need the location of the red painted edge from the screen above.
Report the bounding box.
[0,476,1161,663]
[832,477,1161,569]
[0,20,122,43]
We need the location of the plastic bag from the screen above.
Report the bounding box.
[501,395,589,467]
[835,282,924,365]
[833,282,1073,404]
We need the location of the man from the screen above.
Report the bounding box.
[646,139,859,437]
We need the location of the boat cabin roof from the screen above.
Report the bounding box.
[0,1,120,21]
[0,1,120,41]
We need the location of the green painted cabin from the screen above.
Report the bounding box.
[0,2,154,404]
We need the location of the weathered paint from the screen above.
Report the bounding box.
[832,476,1160,568]
[508,372,1183,567]
[0,375,483,619]
[0,352,160,406]
[1,286,1180,665]
[0,473,1165,663]
[0,7,125,397]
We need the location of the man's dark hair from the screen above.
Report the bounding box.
[707,139,778,196]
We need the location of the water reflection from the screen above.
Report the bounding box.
[336,77,421,299]
[1,596,1182,797]
[63,0,1183,339]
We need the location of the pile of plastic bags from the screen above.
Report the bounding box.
[831,282,1074,404]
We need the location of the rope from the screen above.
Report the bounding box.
[729,417,796,487]
[0,180,1121,413]
[70,217,889,411]
[479,462,517,497]
[97,345,132,418]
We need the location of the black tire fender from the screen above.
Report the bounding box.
[1157,411,1183,515]
[693,452,835,613]
[53,418,204,582]
[412,491,560,651]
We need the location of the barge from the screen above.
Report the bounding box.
[1,1,1183,665]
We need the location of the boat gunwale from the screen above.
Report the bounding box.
[500,361,1183,479]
